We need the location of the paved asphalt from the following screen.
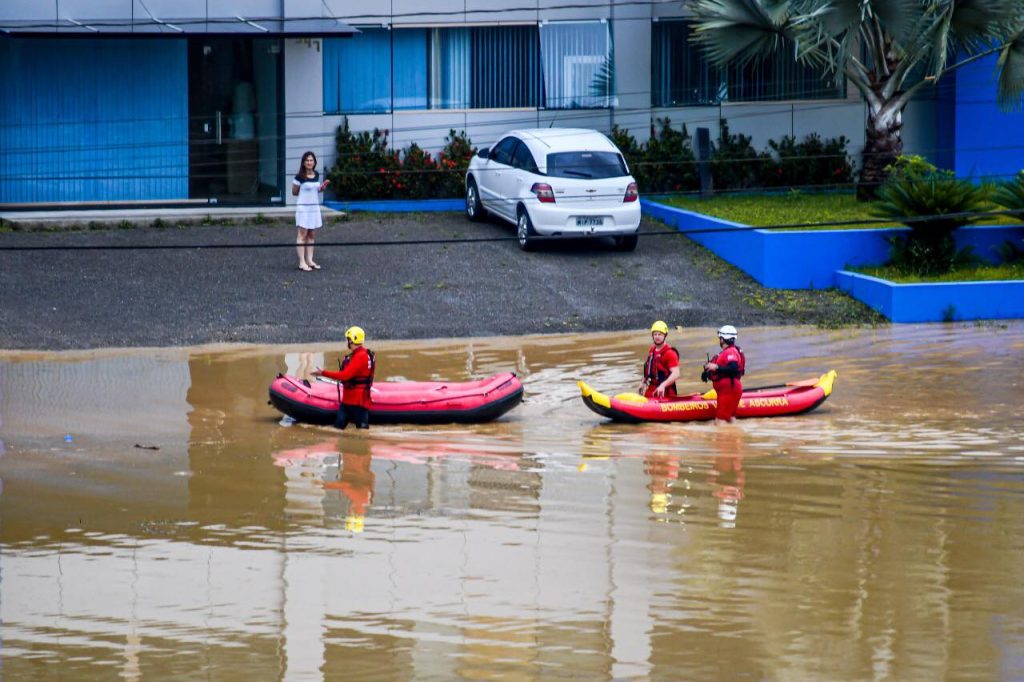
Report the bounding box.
[0,212,878,351]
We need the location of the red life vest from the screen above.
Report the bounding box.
[709,344,745,385]
[644,343,679,396]
[341,346,375,389]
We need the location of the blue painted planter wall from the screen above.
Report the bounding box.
[326,198,463,213]
[643,200,1024,289]
[835,271,1024,322]
[643,199,1023,321]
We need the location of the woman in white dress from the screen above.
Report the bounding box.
[292,151,330,271]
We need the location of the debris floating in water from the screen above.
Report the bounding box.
[134,444,160,451]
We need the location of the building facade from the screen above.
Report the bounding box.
[2,0,1014,208]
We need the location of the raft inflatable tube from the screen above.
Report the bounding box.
[269,371,524,425]
[578,370,837,423]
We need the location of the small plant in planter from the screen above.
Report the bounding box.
[992,171,1024,214]
[873,173,990,276]
[992,172,1024,262]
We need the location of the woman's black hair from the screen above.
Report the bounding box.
[297,151,317,177]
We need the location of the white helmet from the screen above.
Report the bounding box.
[717,325,738,340]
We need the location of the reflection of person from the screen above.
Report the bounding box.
[312,326,375,430]
[291,151,330,272]
[645,453,681,514]
[638,320,680,398]
[708,430,745,528]
[323,450,375,533]
[703,325,745,423]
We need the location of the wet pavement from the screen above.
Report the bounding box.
[0,212,882,351]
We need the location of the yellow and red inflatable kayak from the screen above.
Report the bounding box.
[578,370,837,423]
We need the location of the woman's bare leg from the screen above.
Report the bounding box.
[296,228,311,270]
[306,231,318,269]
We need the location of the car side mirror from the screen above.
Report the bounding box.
[477,148,489,159]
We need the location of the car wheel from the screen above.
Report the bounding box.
[614,234,639,252]
[466,179,485,222]
[517,209,537,251]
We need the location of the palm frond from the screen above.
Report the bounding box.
[689,0,793,66]
[866,0,921,47]
[991,172,1024,209]
[996,31,1024,110]
[949,0,1019,43]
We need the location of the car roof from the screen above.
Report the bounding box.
[507,128,619,155]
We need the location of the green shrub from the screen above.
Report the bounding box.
[399,142,440,198]
[883,155,954,184]
[436,129,477,198]
[711,120,773,191]
[767,133,853,189]
[873,174,990,275]
[992,171,1024,211]
[644,118,699,194]
[327,119,401,199]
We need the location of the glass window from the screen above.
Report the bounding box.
[393,29,428,110]
[540,21,614,109]
[651,20,844,106]
[323,28,392,114]
[490,137,520,165]
[326,25,543,112]
[512,142,539,173]
[547,151,628,179]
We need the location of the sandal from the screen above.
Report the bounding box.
[309,262,321,270]
[298,265,312,272]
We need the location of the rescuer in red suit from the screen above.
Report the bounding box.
[638,320,680,398]
[312,325,375,429]
[703,325,745,423]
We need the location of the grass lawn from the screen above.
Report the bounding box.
[659,191,1018,230]
[852,262,1024,283]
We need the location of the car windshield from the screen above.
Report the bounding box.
[546,151,628,179]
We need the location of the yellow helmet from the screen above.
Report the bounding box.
[345,326,365,345]
[650,320,669,335]
[345,515,365,533]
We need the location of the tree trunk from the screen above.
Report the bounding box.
[857,102,904,201]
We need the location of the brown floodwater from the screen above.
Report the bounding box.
[1,324,1023,681]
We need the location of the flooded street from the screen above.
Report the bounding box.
[2,324,1023,680]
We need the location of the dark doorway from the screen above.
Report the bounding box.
[188,38,283,203]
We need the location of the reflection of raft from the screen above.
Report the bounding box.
[269,372,524,425]
[578,371,837,423]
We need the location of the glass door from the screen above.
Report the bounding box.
[188,38,283,203]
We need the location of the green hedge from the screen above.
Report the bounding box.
[327,117,855,200]
[613,118,854,195]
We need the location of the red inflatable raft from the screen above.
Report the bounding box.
[578,370,837,423]
[269,372,524,425]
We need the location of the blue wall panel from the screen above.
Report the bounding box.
[0,38,187,203]
[954,54,1024,181]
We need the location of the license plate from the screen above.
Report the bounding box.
[575,217,603,227]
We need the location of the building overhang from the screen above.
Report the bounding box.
[0,16,358,38]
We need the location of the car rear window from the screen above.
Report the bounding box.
[546,151,628,179]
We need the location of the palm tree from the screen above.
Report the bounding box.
[685,0,1024,198]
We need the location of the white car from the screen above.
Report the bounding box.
[465,128,641,251]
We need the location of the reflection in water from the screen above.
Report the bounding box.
[1,325,1023,679]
